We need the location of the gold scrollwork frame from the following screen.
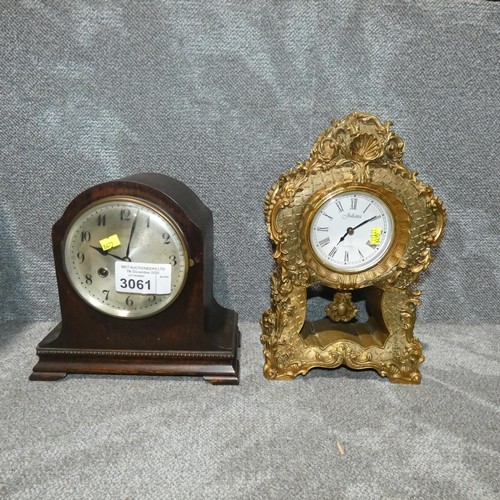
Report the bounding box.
[261,112,446,384]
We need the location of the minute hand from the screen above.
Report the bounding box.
[124,210,140,259]
[336,215,381,245]
[351,214,380,231]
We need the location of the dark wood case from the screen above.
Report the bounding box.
[30,173,240,384]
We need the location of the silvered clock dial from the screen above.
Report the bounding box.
[63,197,187,318]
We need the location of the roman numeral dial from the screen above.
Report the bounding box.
[310,191,394,273]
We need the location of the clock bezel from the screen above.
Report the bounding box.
[300,183,411,289]
[308,189,395,273]
[62,195,190,319]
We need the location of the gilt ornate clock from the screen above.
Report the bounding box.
[30,173,240,384]
[261,112,445,383]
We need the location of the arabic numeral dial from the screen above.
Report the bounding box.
[63,197,188,319]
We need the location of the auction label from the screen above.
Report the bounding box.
[99,234,121,251]
[370,227,382,246]
[115,262,172,295]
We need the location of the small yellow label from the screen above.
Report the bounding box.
[370,227,382,245]
[99,234,121,251]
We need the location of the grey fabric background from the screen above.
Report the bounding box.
[1,322,499,499]
[1,0,500,323]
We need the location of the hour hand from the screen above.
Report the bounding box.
[337,230,350,245]
[90,245,124,260]
[336,215,380,245]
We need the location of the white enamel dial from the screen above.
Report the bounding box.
[310,191,394,272]
[63,197,188,318]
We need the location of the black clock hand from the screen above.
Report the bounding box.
[351,214,380,232]
[336,215,380,245]
[125,210,140,260]
[90,246,126,260]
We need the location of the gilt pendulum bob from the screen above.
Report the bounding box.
[261,112,446,383]
[30,173,240,384]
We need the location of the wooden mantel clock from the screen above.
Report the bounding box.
[261,112,446,383]
[30,173,240,384]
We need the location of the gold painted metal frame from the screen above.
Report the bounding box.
[261,112,446,384]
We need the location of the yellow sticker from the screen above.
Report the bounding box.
[99,234,121,251]
[370,227,382,245]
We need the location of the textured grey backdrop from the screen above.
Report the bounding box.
[1,0,499,323]
[1,322,499,499]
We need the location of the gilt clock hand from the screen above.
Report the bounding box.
[336,215,380,245]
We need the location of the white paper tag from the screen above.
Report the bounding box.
[115,262,172,295]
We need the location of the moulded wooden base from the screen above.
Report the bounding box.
[30,320,240,385]
[29,371,67,381]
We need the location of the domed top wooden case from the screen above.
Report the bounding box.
[30,173,240,384]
